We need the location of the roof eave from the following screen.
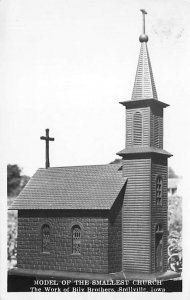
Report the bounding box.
[117,148,173,158]
[119,98,169,109]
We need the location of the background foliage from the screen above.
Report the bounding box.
[7,164,30,197]
[168,195,182,273]
[7,164,30,269]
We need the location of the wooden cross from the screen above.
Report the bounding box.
[40,129,54,169]
[140,9,147,34]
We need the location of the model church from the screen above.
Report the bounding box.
[11,10,172,277]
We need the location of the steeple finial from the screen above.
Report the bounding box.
[139,9,149,43]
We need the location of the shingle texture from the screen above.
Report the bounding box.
[11,164,126,210]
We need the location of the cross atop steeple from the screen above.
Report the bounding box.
[140,9,147,35]
[40,129,54,169]
[131,9,158,100]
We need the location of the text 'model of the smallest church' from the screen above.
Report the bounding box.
[10,10,176,280]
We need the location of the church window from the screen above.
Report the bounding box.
[156,176,162,205]
[41,224,50,253]
[133,111,143,145]
[72,225,81,254]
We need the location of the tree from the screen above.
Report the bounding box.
[168,196,182,274]
[168,166,178,178]
[7,164,30,197]
[7,164,30,268]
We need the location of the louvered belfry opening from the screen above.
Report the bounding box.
[154,115,159,147]
[133,111,143,145]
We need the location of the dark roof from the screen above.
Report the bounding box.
[119,99,169,109]
[117,146,172,157]
[11,164,127,210]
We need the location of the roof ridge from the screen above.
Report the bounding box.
[38,163,119,170]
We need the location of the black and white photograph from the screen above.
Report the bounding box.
[1,0,189,297]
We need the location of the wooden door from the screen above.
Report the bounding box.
[155,233,163,272]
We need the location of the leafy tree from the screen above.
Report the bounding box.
[168,196,182,274]
[7,164,30,268]
[7,164,30,197]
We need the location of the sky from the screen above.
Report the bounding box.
[0,0,190,179]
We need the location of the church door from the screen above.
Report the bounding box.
[155,225,163,272]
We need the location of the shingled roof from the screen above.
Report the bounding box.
[10,164,127,210]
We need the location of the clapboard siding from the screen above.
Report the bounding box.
[151,157,168,272]
[126,107,150,147]
[150,106,163,148]
[122,159,151,272]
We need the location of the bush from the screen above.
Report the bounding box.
[168,196,182,274]
[7,203,18,269]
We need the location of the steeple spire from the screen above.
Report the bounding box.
[131,10,158,100]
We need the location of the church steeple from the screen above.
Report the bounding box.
[131,9,158,100]
[118,10,172,276]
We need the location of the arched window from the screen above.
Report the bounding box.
[156,176,163,206]
[41,224,50,253]
[72,225,81,254]
[133,111,143,145]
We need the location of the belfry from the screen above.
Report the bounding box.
[10,10,176,282]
